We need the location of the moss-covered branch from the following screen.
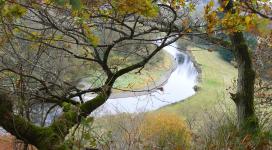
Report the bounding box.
[0,93,65,150]
[0,85,112,149]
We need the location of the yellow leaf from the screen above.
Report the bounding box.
[245,16,251,25]
[209,0,214,7]
[218,7,224,12]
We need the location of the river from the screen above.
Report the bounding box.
[6,43,198,127]
[84,43,199,115]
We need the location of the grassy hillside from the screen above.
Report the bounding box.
[114,50,173,91]
[160,46,237,128]
[77,50,174,92]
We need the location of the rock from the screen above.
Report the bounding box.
[193,85,200,92]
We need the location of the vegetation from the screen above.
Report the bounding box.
[139,112,191,150]
[80,50,174,92]
[88,112,191,150]
[0,0,271,149]
[0,0,193,149]
[161,41,237,128]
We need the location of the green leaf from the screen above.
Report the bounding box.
[55,0,66,6]
[0,0,5,6]
[85,117,94,124]
[69,0,81,10]
[62,102,71,111]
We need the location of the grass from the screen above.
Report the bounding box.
[77,50,174,92]
[113,50,174,92]
[159,46,238,128]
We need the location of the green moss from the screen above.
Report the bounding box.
[7,116,63,150]
[0,93,12,117]
[80,93,107,114]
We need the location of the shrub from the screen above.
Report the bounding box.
[193,103,272,150]
[139,112,192,150]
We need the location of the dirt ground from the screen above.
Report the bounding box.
[0,135,37,150]
[0,135,13,150]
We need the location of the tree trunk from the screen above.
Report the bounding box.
[229,32,259,133]
[0,86,112,150]
[220,0,259,134]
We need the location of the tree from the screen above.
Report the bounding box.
[204,0,271,133]
[223,0,272,133]
[0,0,199,149]
[1,0,269,148]
[222,0,258,131]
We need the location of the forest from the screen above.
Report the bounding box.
[0,0,271,149]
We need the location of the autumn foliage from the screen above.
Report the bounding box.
[139,112,191,150]
[204,0,272,35]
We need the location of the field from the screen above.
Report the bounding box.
[113,50,174,91]
[160,46,238,129]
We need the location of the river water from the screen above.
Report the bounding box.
[87,43,198,115]
[43,43,198,123]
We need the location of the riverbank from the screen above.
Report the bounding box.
[91,43,198,115]
[110,50,176,98]
[110,51,177,99]
[160,45,237,129]
[77,50,175,99]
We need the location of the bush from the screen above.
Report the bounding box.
[139,112,192,150]
[193,103,272,150]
